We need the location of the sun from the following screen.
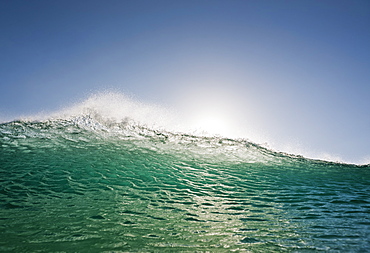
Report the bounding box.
[172,84,244,138]
[193,113,233,136]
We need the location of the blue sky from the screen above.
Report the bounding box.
[1,0,370,163]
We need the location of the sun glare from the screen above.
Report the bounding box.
[172,83,245,138]
[194,113,233,136]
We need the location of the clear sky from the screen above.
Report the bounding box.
[1,0,370,163]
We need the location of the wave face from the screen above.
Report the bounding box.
[1,103,370,252]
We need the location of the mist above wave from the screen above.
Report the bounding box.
[50,92,179,131]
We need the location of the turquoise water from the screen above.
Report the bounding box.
[1,115,370,252]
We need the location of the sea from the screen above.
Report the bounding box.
[1,94,369,252]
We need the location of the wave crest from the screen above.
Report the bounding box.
[1,113,368,168]
[1,92,368,167]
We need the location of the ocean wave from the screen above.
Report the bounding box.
[1,94,370,252]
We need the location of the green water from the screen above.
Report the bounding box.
[1,118,370,252]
